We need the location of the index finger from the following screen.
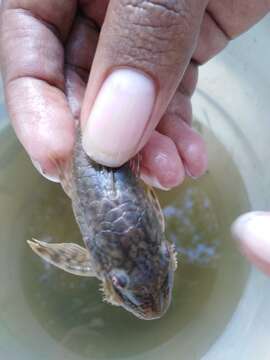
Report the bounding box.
[0,0,76,178]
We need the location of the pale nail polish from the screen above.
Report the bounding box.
[82,68,155,167]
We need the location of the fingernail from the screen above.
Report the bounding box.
[82,68,155,167]
[141,173,171,191]
[184,165,198,180]
[32,160,60,183]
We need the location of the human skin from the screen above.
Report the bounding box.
[0,1,270,273]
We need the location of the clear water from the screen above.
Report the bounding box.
[0,125,250,360]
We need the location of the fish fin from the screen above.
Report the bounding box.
[129,153,142,178]
[27,238,95,277]
[100,281,121,306]
[59,160,74,199]
[146,185,165,232]
[48,156,73,199]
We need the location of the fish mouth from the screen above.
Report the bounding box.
[103,270,174,320]
[129,299,170,320]
[117,273,173,320]
[120,289,171,320]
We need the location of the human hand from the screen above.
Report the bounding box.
[0,1,269,190]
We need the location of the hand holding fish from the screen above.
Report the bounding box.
[0,0,211,189]
[1,0,268,189]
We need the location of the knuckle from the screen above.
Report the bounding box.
[121,0,195,43]
[107,0,202,73]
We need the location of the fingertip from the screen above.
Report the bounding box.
[154,153,185,188]
[31,159,60,183]
[141,172,171,191]
[141,131,185,190]
[183,135,208,178]
[7,78,75,182]
[27,123,74,182]
[231,211,270,276]
[159,116,208,178]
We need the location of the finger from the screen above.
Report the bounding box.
[81,0,208,167]
[79,0,109,27]
[178,62,198,99]
[65,67,86,122]
[231,212,270,276]
[208,0,270,39]
[141,131,185,190]
[1,0,76,42]
[158,61,207,178]
[192,11,228,64]
[0,1,76,179]
[7,79,75,180]
[65,15,98,76]
[192,2,270,65]
[165,62,198,126]
[158,113,208,178]
[65,15,99,120]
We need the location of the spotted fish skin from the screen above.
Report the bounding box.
[72,136,161,270]
[68,132,176,320]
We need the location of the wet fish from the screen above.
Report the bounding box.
[28,131,177,320]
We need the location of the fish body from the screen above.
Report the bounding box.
[28,132,177,320]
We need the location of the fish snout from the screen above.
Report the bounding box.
[140,292,170,320]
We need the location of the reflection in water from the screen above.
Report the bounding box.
[0,126,250,360]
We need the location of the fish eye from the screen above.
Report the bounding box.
[111,270,129,289]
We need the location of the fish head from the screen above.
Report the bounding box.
[102,238,177,320]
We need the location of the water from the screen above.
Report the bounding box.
[0,125,250,360]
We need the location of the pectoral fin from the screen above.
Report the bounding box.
[27,239,95,277]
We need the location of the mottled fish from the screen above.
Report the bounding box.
[28,130,177,320]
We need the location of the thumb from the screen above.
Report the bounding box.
[81,0,207,167]
[231,211,270,276]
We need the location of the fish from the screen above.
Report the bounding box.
[27,130,178,320]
